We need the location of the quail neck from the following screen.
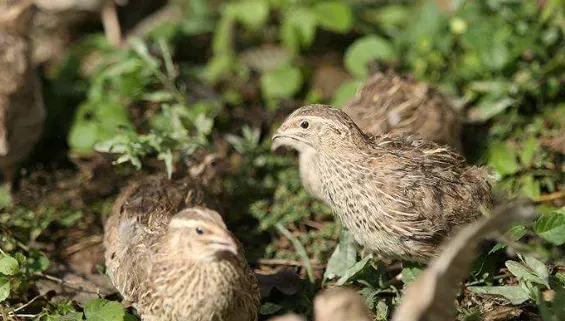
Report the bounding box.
[272,104,493,262]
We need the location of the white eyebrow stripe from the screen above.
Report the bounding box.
[169,219,202,229]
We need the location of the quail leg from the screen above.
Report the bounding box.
[100,0,122,46]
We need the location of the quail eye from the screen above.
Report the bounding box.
[195,227,204,235]
[300,121,309,129]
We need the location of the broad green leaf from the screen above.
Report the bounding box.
[0,255,19,276]
[468,286,530,305]
[520,255,549,285]
[401,262,424,285]
[469,97,515,122]
[312,1,352,33]
[281,7,318,51]
[520,137,538,166]
[202,54,234,83]
[520,174,540,200]
[344,35,397,78]
[260,66,303,100]
[84,299,125,321]
[324,229,357,280]
[489,224,527,253]
[488,142,520,176]
[506,260,548,288]
[226,1,269,30]
[332,79,364,107]
[336,255,373,286]
[0,277,10,302]
[535,209,565,245]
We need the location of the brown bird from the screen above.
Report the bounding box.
[104,174,260,321]
[392,200,536,321]
[314,288,372,321]
[342,72,462,151]
[272,104,492,262]
[0,0,46,189]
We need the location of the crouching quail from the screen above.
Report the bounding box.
[342,72,462,151]
[104,175,260,321]
[272,104,492,262]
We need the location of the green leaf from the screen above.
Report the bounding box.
[506,260,548,288]
[281,7,318,51]
[0,277,10,302]
[47,312,85,321]
[520,255,549,286]
[535,209,565,245]
[226,1,269,30]
[324,229,357,280]
[520,137,538,166]
[344,35,396,78]
[260,66,303,100]
[84,299,125,321]
[468,286,530,305]
[0,255,19,276]
[332,79,363,107]
[489,224,527,253]
[520,174,540,200]
[401,262,424,285]
[336,254,373,286]
[488,142,520,176]
[312,1,353,33]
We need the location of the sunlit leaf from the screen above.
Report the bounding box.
[488,142,520,176]
[535,208,565,245]
[324,229,357,280]
[336,255,373,286]
[312,1,353,33]
[0,277,10,302]
[260,66,303,100]
[226,1,269,30]
[281,7,318,51]
[344,35,396,78]
[0,255,19,276]
[332,79,363,107]
[84,299,125,321]
[468,286,530,304]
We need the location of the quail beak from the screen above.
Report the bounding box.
[271,133,283,151]
[208,236,238,257]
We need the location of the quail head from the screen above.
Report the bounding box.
[314,288,372,321]
[342,72,462,150]
[0,0,45,188]
[104,174,260,321]
[272,104,492,262]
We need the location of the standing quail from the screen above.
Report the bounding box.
[272,104,492,262]
[0,0,45,189]
[104,174,260,321]
[342,72,462,151]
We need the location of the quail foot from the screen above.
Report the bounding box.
[342,72,462,151]
[272,104,492,262]
[104,175,260,321]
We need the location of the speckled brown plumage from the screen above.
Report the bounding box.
[104,174,260,321]
[272,104,492,262]
[342,72,462,150]
[0,0,45,187]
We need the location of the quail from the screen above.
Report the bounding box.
[314,288,372,321]
[104,174,260,321]
[272,104,492,262]
[392,200,536,321]
[342,72,462,150]
[0,0,46,189]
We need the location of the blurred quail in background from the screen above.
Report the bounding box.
[104,174,260,321]
[272,104,492,262]
[0,0,46,190]
[342,72,462,151]
[314,288,372,321]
